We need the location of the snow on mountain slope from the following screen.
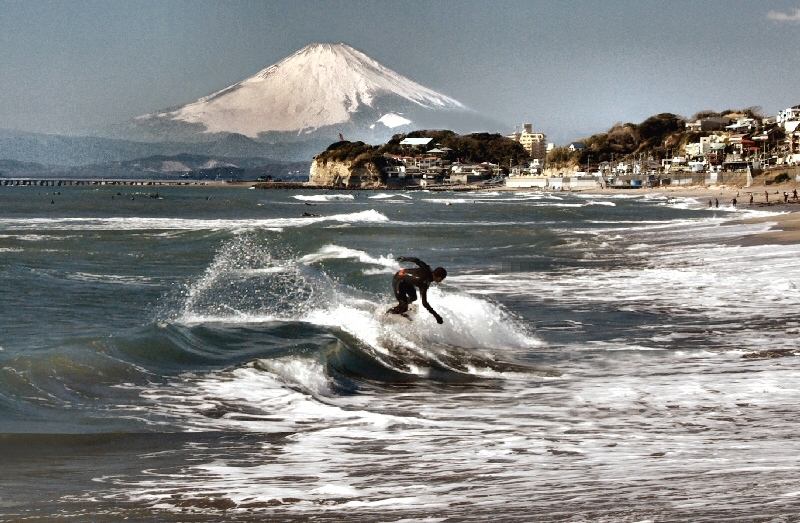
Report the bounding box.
[142,43,466,138]
[374,113,412,128]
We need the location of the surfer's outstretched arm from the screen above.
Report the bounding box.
[419,286,443,324]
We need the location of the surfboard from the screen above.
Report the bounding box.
[381,304,416,322]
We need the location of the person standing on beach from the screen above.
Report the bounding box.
[750,194,754,205]
[731,197,737,208]
[715,198,719,208]
[765,191,769,203]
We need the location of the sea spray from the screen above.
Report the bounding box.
[176,234,332,323]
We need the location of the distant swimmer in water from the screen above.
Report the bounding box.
[388,256,447,324]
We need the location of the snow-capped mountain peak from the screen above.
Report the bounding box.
[142,43,467,138]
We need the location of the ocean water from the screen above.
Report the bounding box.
[1,185,799,521]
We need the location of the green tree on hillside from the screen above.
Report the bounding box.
[315,130,526,175]
[546,146,572,168]
[441,133,526,168]
[635,113,684,152]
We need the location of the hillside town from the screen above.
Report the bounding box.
[325,105,800,190]
[381,137,504,187]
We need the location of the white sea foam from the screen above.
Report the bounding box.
[423,198,473,204]
[0,209,388,232]
[298,244,397,267]
[0,233,66,241]
[255,357,333,397]
[576,192,641,200]
[302,285,541,375]
[452,214,800,355]
[398,287,541,351]
[324,209,389,223]
[293,194,355,202]
[456,242,800,323]
[94,347,800,517]
[369,193,412,200]
[138,361,377,431]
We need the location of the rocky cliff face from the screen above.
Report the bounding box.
[309,159,384,188]
[543,165,580,177]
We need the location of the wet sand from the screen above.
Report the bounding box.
[631,183,800,246]
[494,182,800,246]
[735,211,800,246]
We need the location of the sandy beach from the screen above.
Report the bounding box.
[537,181,800,246]
[639,183,800,246]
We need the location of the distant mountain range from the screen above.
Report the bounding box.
[0,152,309,181]
[0,43,498,176]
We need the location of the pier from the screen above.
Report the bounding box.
[0,178,216,187]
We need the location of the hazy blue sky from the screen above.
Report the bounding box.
[1,0,800,144]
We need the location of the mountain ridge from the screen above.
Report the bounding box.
[136,43,469,140]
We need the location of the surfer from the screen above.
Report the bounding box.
[388,256,447,324]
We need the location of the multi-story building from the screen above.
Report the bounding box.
[508,123,547,163]
[382,154,446,179]
[685,117,730,132]
[777,105,800,126]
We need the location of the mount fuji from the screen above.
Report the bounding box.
[1,44,499,168]
[123,43,487,153]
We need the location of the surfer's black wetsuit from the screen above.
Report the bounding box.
[389,257,443,324]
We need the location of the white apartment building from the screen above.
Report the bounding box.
[777,106,800,126]
[508,123,547,163]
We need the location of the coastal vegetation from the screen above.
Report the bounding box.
[546,107,767,168]
[315,130,527,174]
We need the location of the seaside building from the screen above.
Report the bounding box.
[507,124,547,163]
[685,117,730,132]
[783,120,800,164]
[726,118,758,132]
[684,135,725,161]
[728,134,758,156]
[450,162,496,184]
[382,153,446,180]
[777,105,800,126]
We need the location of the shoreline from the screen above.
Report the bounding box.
[592,183,800,246]
[563,182,800,246]
[243,179,800,246]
